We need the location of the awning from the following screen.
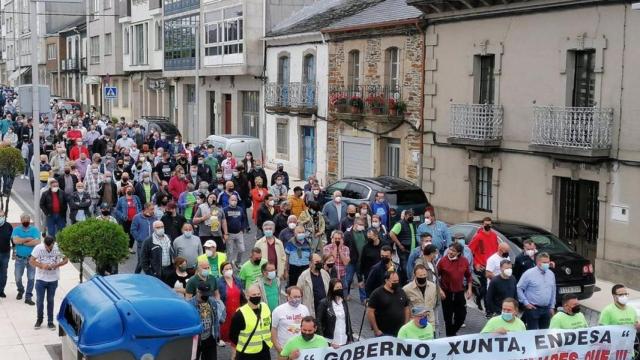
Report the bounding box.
[83,75,102,85]
[9,66,31,82]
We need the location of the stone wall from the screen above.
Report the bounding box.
[326,27,425,184]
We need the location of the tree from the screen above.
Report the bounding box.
[0,144,26,216]
[56,219,129,282]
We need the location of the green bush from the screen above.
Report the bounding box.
[0,144,26,177]
[56,219,129,281]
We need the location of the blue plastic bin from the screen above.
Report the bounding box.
[58,274,202,360]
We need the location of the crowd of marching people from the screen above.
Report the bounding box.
[0,87,638,360]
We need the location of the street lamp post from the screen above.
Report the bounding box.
[30,0,41,228]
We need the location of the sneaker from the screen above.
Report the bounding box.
[0,292,6,298]
[34,320,42,329]
[16,292,23,300]
[47,323,56,330]
[25,299,35,306]
[128,248,136,254]
[461,323,466,328]
[217,340,226,347]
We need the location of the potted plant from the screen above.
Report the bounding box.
[57,218,129,282]
[395,100,408,115]
[0,144,26,215]
[366,95,386,114]
[330,93,348,113]
[349,96,364,114]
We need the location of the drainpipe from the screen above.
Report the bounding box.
[417,20,426,189]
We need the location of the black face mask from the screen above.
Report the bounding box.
[484,225,491,231]
[302,333,314,342]
[200,295,209,302]
[406,216,414,222]
[390,282,400,291]
[381,257,391,265]
[249,296,261,305]
[333,288,344,298]
[252,259,262,265]
[314,263,322,271]
[347,213,356,218]
[571,305,581,314]
[501,252,509,258]
[416,277,427,286]
[326,263,335,269]
[101,210,110,216]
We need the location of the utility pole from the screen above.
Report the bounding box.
[29,0,41,228]
[194,16,200,143]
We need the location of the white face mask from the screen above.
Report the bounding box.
[288,223,297,230]
[502,268,513,277]
[223,269,233,278]
[372,222,380,228]
[424,218,432,225]
[205,249,214,257]
[525,249,536,257]
[617,295,629,305]
[334,196,341,203]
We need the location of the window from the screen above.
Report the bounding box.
[473,166,493,212]
[124,27,130,55]
[385,139,400,177]
[155,21,162,50]
[385,47,399,91]
[241,91,259,137]
[122,78,129,107]
[347,50,360,88]
[90,0,99,20]
[276,119,289,156]
[277,56,289,85]
[133,24,146,65]
[477,55,495,104]
[164,15,197,64]
[572,50,595,107]
[90,36,100,64]
[104,0,111,9]
[47,44,57,60]
[303,54,315,85]
[204,6,243,57]
[104,33,112,56]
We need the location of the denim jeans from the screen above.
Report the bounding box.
[15,256,35,299]
[46,214,66,237]
[343,264,366,302]
[0,252,9,293]
[134,241,144,274]
[35,280,58,323]
[524,306,551,330]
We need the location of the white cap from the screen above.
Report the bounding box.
[204,240,217,248]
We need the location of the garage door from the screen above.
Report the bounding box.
[342,137,373,177]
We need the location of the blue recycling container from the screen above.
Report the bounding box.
[57,274,202,360]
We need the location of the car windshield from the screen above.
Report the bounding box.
[386,190,427,206]
[506,232,572,254]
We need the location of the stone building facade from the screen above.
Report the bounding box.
[324,19,425,184]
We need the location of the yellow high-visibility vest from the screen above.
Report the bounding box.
[237,303,273,354]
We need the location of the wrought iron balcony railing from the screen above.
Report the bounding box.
[530,105,613,157]
[265,82,317,113]
[66,58,78,71]
[164,0,198,16]
[328,84,403,116]
[448,103,503,146]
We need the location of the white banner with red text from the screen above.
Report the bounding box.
[300,325,636,360]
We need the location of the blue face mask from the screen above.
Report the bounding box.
[201,269,210,277]
[418,317,428,328]
[457,239,465,246]
[296,234,306,241]
[501,312,514,322]
[264,230,273,237]
[540,263,550,272]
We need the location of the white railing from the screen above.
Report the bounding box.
[265,82,317,109]
[531,106,613,150]
[449,103,503,141]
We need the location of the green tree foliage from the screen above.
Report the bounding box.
[0,144,26,177]
[56,219,129,282]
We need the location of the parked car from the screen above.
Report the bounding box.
[58,100,83,115]
[206,134,264,164]
[50,96,74,107]
[322,176,431,224]
[137,116,181,142]
[628,299,640,360]
[449,221,596,305]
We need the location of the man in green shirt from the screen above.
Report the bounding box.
[204,146,219,175]
[389,209,417,274]
[281,316,330,360]
[599,284,640,330]
[398,305,435,340]
[481,297,526,334]
[550,294,588,329]
[257,262,281,311]
[185,259,220,300]
[238,247,267,287]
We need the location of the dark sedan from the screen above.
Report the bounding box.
[449,221,596,304]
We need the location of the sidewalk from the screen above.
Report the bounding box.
[1,189,80,360]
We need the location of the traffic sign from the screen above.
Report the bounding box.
[104,86,118,100]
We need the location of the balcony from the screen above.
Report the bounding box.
[164,0,198,16]
[164,57,195,71]
[329,85,405,131]
[265,82,317,115]
[448,103,503,148]
[530,106,614,158]
[63,58,78,71]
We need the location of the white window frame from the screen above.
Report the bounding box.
[123,27,130,55]
[47,43,57,60]
[122,78,129,108]
[132,23,147,65]
[155,21,162,51]
[90,0,100,20]
[104,33,112,56]
[385,47,400,91]
[203,4,243,62]
[276,118,289,159]
[385,139,401,177]
[104,0,111,9]
[90,36,100,64]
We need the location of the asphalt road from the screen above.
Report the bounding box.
[10,176,491,358]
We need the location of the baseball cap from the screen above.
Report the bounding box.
[411,305,428,317]
[197,282,212,296]
[203,240,217,248]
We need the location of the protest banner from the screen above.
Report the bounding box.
[300,325,636,360]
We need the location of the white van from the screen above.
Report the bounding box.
[206,134,264,163]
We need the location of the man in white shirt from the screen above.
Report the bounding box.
[271,286,310,357]
[29,236,68,329]
[115,131,135,151]
[485,242,511,286]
